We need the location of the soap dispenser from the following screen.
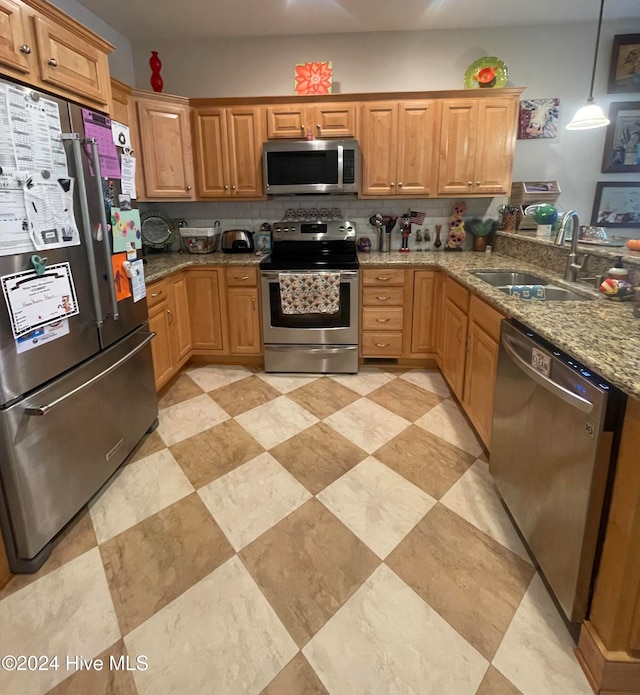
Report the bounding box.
[599,257,634,301]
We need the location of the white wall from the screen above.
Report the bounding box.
[47,0,135,84]
[132,19,640,231]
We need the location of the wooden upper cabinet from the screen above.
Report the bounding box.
[266,102,356,139]
[437,96,517,196]
[192,105,263,199]
[0,0,31,76]
[136,95,194,199]
[110,78,130,125]
[361,100,437,197]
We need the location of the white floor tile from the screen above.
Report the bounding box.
[157,394,230,446]
[89,449,193,543]
[198,452,311,550]
[125,556,297,695]
[303,564,488,695]
[256,373,321,394]
[324,398,409,454]
[400,369,451,397]
[0,548,120,695]
[415,399,483,457]
[234,395,318,449]
[317,457,436,558]
[440,460,530,562]
[492,574,593,695]
[186,365,252,392]
[329,368,396,396]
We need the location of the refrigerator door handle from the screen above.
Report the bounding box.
[62,132,104,327]
[24,332,155,416]
[83,137,120,320]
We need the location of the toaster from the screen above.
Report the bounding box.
[221,229,254,253]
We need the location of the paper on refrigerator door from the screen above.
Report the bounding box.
[15,319,70,353]
[0,172,34,256]
[81,109,121,178]
[129,259,146,302]
[111,120,131,149]
[23,172,80,250]
[120,152,137,198]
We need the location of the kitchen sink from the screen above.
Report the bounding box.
[470,270,550,286]
[496,286,594,301]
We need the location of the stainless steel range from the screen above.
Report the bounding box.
[260,220,359,373]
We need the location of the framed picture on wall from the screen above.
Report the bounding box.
[591,182,640,228]
[601,101,640,173]
[607,34,640,94]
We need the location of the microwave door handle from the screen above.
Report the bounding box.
[61,133,104,327]
[337,144,344,187]
[83,137,120,320]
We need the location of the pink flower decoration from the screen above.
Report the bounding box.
[294,61,333,95]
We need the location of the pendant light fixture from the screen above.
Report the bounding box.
[566,0,610,130]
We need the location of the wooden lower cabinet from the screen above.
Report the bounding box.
[148,302,174,390]
[361,269,406,357]
[186,269,225,352]
[171,273,191,361]
[225,267,261,355]
[440,297,468,400]
[410,270,436,355]
[0,533,10,589]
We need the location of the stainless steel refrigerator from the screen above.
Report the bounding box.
[0,79,158,573]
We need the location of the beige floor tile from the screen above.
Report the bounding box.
[260,653,328,695]
[46,640,137,695]
[328,367,395,396]
[186,364,252,392]
[158,372,204,409]
[210,375,281,416]
[101,493,234,635]
[157,394,230,447]
[256,373,321,394]
[127,430,166,465]
[374,425,475,499]
[287,378,360,419]
[303,564,488,695]
[492,575,593,695]
[234,396,319,450]
[0,548,120,695]
[440,460,530,562]
[125,556,298,695]
[366,378,442,421]
[400,369,451,397]
[170,419,264,489]
[269,422,367,494]
[386,504,534,660]
[476,666,523,695]
[324,398,410,454]
[317,457,436,559]
[415,399,483,458]
[199,452,311,551]
[240,498,379,647]
[89,450,193,544]
[1,508,97,600]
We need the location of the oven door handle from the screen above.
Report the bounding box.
[261,270,358,280]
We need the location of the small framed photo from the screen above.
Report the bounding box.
[602,101,640,173]
[608,34,640,94]
[591,181,640,228]
[254,231,271,254]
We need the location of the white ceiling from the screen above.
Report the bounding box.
[75,0,640,42]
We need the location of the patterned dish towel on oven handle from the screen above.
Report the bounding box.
[278,272,341,315]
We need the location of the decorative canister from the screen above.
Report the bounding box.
[499,205,518,231]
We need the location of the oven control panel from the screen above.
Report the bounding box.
[272,220,356,242]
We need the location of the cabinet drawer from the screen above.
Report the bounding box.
[226,267,258,286]
[469,294,503,343]
[361,332,403,357]
[362,287,404,306]
[362,269,405,286]
[444,275,470,312]
[362,307,404,331]
[147,279,170,310]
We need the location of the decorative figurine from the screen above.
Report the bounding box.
[357,236,372,253]
[399,214,411,253]
[445,200,467,251]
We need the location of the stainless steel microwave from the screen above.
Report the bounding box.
[263,139,360,195]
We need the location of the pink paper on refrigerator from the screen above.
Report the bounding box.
[81,109,121,178]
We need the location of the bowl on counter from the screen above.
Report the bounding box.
[179,227,220,254]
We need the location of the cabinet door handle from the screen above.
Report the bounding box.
[316,124,321,131]
[301,124,305,131]
[167,309,174,324]
[476,180,481,186]
[224,185,229,190]
[375,342,390,348]
[151,290,163,298]
[20,44,31,54]
[48,58,58,67]
[390,182,395,187]
[467,181,473,186]
[375,318,390,323]
[252,296,256,311]
[375,295,391,301]
[232,185,236,190]
[186,185,192,191]
[235,275,249,281]
[376,275,391,281]
[398,182,403,187]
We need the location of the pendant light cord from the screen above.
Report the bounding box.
[588,0,606,101]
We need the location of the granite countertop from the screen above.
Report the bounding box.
[144,248,640,399]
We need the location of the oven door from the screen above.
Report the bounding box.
[261,270,358,345]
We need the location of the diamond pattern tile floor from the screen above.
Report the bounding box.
[0,366,593,695]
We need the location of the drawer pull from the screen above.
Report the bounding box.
[235,275,250,281]
[151,291,163,298]
[252,296,256,310]
[375,342,390,348]
[375,318,391,323]
[376,275,391,281]
[20,44,31,54]
[375,295,391,301]
[48,58,58,67]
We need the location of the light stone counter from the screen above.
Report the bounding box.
[144,252,263,284]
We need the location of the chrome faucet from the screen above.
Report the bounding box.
[555,210,588,282]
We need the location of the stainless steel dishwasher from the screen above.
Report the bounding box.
[490,320,625,623]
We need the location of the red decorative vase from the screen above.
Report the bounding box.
[149,51,163,93]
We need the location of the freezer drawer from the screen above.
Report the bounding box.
[0,330,157,563]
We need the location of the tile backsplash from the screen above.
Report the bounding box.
[139,196,500,252]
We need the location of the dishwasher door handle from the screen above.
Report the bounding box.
[502,334,594,413]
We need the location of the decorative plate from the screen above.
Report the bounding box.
[464,56,508,89]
